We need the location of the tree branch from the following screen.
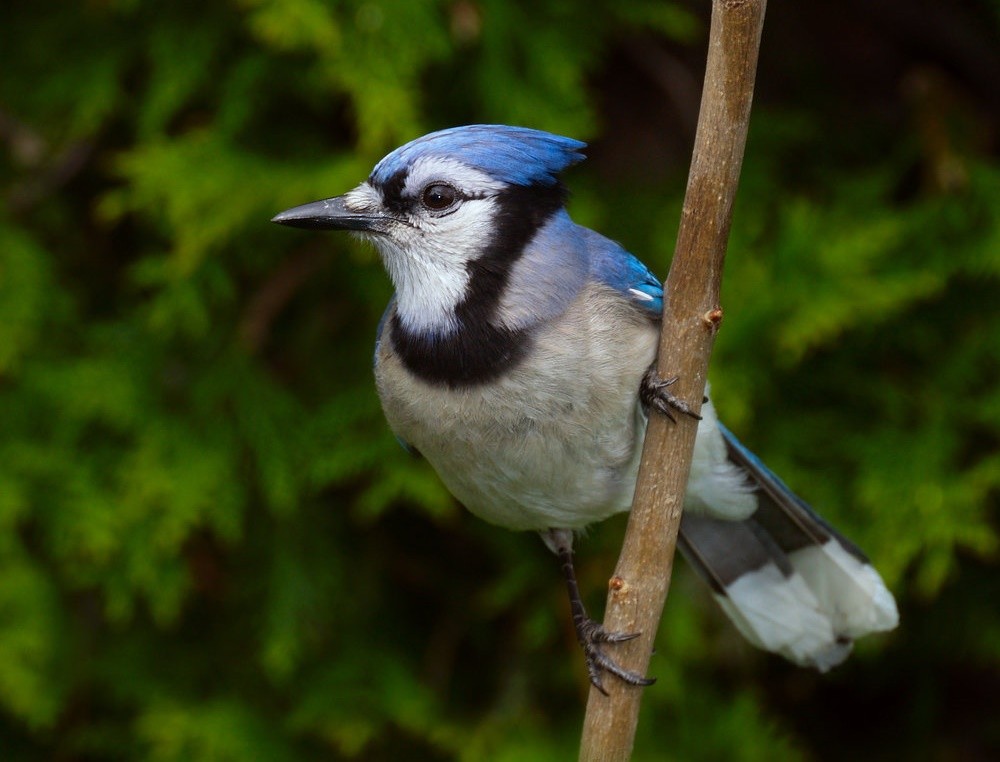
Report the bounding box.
[579,1,767,758]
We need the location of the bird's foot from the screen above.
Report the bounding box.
[640,367,702,422]
[576,617,655,695]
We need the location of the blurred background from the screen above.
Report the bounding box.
[2,0,999,759]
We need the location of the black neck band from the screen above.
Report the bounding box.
[390,181,566,387]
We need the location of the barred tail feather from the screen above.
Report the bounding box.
[678,425,898,670]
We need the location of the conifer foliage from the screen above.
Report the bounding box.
[1,1,998,758]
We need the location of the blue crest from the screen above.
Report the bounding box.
[370,125,587,187]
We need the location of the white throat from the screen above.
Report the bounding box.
[352,163,509,336]
[373,236,470,335]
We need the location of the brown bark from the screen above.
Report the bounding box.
[579,1,768,758]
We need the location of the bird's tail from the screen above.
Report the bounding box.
[678,425,898,670]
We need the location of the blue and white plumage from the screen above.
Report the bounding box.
[273,125,898,686]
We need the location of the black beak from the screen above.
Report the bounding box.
[270,196,387,232]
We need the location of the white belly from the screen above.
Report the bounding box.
[374,283,757,531]
[375,284,659,531]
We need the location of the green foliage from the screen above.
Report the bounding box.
[1,0,998,759]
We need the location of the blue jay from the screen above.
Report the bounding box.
[272,125,898,691]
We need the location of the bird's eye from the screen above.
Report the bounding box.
[421,183,458,211]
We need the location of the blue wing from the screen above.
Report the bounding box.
[375,297,420,457]
[716,421,868,561]
[374,296,393,368]
[678,422,898,669]
[589,241,663,316]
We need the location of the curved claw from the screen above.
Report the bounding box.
[548,530,656,695]
[595,630,641,645]
[579,619,656,694]
[640,367,702,422]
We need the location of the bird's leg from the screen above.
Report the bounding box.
[640,365,703,423]
[547,529,655,694]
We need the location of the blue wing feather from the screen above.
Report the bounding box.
[375,297,420,456]
[590,242,663,316]
[717,421,869,561]
[374,297,393,368]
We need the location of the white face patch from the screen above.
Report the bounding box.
[355,159,511,336]
[342,182,382,213]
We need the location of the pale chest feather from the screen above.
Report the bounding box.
[374,284,659,531]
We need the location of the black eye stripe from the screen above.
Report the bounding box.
[377,168,409,214]
[376,171,492,215]
[417,183,494,213]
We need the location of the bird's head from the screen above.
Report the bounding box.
[272,125,586,334]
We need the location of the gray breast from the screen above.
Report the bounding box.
[374,283,659,531]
